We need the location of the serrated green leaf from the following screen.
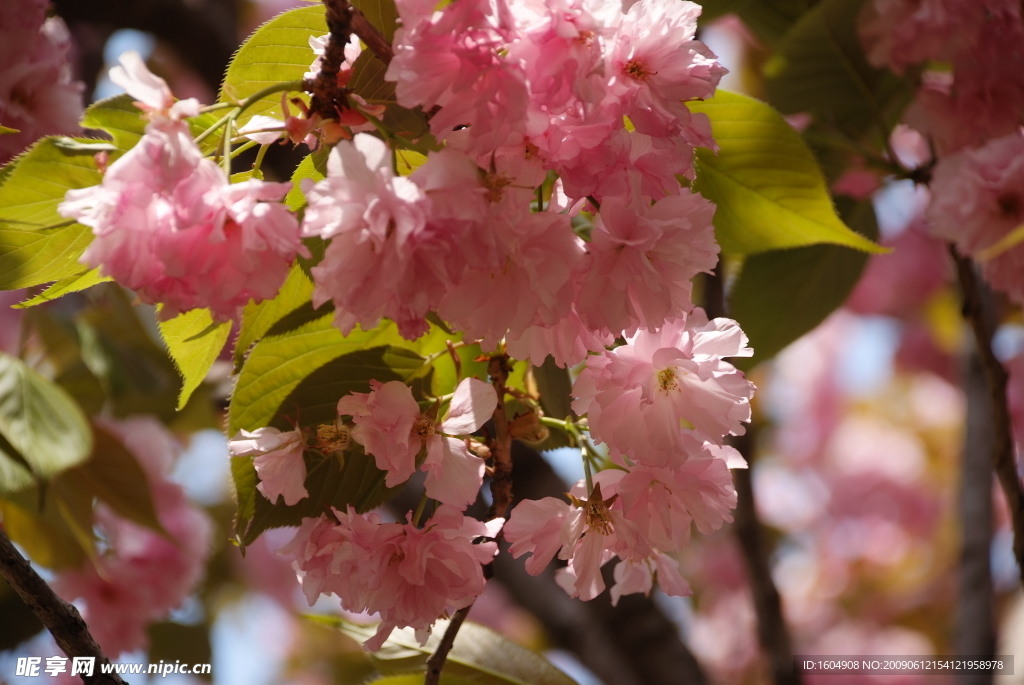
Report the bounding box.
[63,425,164,533]
[690,91,884,255]
[323,618,579,685]
[219,6,327,124]
[235,265,315,372]
[0,137,100,290]
[158,308,231,411]
[14,268,111,308]
[729,197,878,368]
[0,352,92,482]
[763,0,913,139]
[229,315,412,434]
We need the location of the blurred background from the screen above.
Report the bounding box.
[2,1,1022,685]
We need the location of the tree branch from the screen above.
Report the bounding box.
[488,353,514,520]
[351,10,393,65]
[950,246,1024,584]
[0,530,126,685]
[424,605,471,685]
[308,0,355,123]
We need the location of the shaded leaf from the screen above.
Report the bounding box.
[690,91,884,255]
[699,0,818,47]
[234,265,315,372]
[729,197,878,368]
[0,485,93,569]
[0,576,43,651]
[158,308,231,410]
[763,0,913,139]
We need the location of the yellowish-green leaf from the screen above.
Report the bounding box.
[0,126,19,135]
[14,268,111,308]
[158,308,232,411]
[234,265,315,372]
[690,91,884,255]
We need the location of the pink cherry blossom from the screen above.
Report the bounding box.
[280,505,501,651]
[304,133,452,339]
[229,427,308,506]
[572,309,755,465]
[387,0,528,155]
[505,302,615,368]
[337,380,422,487]
[53,418,212,656]
[926,131,1024,305]
[338,378,497,508]
[0,1,83,164]
[604,0,725,143]
[576,193,718,337]
[109,51,200,121]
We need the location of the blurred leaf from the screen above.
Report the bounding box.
[0,484,93,568]
[0,126,19,135]
[347,50,431,144]
[14,268,111,308]
[63,425,163,533]
[763,0,913,139]
[0,433,33,495]
[229,315,414,434]
[699,0,818,46]
[533,357,574,422]
[158,308,231,411]
[148,622,213,680]
[352,0,399,41]
[729,197,878,368]
[0,352,92,481]
[80,94,146,151]
[323,618,579,685]
[0,576,43,651]
[690,91,884,255]
[26,310,106,415]
[0,137,100,290]
[219,6,326,125]
[235,265,315,372]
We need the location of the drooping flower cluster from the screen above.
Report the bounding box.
[279,504,502,650]
[57,52,307,321]
[0,0,84,164]
[504,308,751,603]
[52,418,213,656]
[302,0,725,360]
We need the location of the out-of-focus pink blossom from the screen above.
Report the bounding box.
[109,51,200,121]
[339,378,497,508]
[0,1,83,164]
[576,193,718,336]
[229,427,308,506]
[53,418,213,656]
[846,219,948,318]
[572,309,754,466]
[604,0,725,144]
[927,132,1024,305]
[279,505,501,651]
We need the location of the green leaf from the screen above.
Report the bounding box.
[158,308,232,411]
[14,268,111,308]
[0,435,33,495]
[0,352,92,482]
[219,6,327,124]
[63,425,164,533]
[347,50,430,143]
[229,315,413,434]
[690,91,884,255]
[729,197,878,368]
[80,95,147,151]
[25,310,106,416]
[0,577,43,651]
[323,618,579,685]
[0,137,100,290]
[0,483,94,569]
[0,126,19,135]
[763,0,914,139]
[699,0,817,47]
[352,0,399,42]
[286,150,328,211]
[234,265,315,372]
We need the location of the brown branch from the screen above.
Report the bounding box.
[424,605,471,685]
[488,353,514,520]
[0,530,126,685]
[733,431,801,685]
[351,9,393,65]
[308,0,355,122]
[951,246,1024,584]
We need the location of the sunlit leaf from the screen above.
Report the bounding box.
[14,268,111,308]
[690,91,884,255]
[234,265,315,372]
[158,308,231,411]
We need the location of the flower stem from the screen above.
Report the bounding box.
[412,492,430,527]
[251,144,269,179]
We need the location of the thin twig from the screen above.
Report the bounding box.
[351,9,393,65]
[0,530,127,685]
[424,606,471,685]
[950,246,1024,584]
[487,353,514,520]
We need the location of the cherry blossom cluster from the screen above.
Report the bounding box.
[859,0,1024,305]
[52,418,213,655]
[0,0,84,164]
